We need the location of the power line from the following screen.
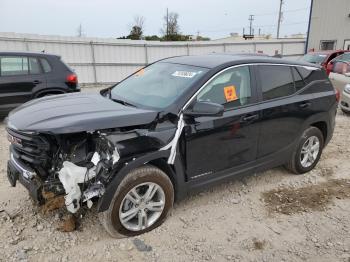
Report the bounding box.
[194,6,309,35]
[196,21,308,34]
[255,7,309,17]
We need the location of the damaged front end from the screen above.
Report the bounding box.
[7,123,175,214]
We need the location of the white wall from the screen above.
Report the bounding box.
[0,33,306,84]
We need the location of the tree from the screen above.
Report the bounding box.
[161,10,180,40]
[128,26,143,40]
[128,15,145,40]
[196,36,210,41]
[144,35,161,41]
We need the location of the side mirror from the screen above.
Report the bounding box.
[184,101,224,117]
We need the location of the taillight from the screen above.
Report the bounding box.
[335,88,340,102]
[66,73,78,84]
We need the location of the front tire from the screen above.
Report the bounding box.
[285,127,324,174]
[99,165,174,238]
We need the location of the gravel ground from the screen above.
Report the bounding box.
[0,89,350,262]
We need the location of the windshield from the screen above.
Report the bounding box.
[302,53,327,64]
[333,53,350,62]
[111,62,208,109]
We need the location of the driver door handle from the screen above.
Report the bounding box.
[241,114,259,122]
[299,102,311,109]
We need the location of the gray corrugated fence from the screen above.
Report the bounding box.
[0,33,306,84]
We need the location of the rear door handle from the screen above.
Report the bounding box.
[299,102,311,109]
[33,80,42,84]
[241,114,259,122]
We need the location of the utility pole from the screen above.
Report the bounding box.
[166,8,169,40]
[248,15,254,36]
[277,0,284,39]
[77,23,84,37]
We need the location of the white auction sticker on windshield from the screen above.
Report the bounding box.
[172,71,197,78]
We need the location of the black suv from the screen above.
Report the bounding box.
[0,51,79,115]
[6,54,337,238]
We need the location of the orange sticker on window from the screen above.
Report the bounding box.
[224,85,238,102]
[135,68,145,76]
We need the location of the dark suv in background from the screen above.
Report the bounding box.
[0,51,79,115]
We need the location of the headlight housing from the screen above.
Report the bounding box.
[344,84,350,95]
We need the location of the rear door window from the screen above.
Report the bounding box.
[258,65,295,101]
[0,56,29,76]
[29,57,42,74]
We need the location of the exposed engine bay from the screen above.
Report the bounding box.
[7,118,180,215]
[43,129,153,213]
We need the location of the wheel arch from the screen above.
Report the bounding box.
[33,88,67,98]
[310,121,328,143]
[301,111,332,146]
[97,150,187,213]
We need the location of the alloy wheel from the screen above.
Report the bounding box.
[119,182,165,232]
[300,135,320,168]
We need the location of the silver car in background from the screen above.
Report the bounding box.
[328,53,350,114]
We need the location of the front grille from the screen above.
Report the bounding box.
[7,128,51,166]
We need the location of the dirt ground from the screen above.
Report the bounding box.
[0,90,350,262]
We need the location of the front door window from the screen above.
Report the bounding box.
[197,66,252,109]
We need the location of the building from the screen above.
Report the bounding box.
[307,0,350,51]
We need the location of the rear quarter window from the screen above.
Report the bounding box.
[292,67,305,90]
[40,58,52,73]
[297,67,327,84]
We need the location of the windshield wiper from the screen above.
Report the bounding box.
[110,98,136,107]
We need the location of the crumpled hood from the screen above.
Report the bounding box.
[7,93,159,134]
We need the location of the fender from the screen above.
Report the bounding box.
[97,148,188,212]
[33,88,67,98]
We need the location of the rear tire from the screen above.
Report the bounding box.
[98,165,174,238]
[285,127,324,174]
[341,108,350,115]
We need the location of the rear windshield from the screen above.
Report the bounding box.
[302,53,327,64]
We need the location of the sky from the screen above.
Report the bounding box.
[0,0,311,39]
